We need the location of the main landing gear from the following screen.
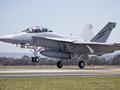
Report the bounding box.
[78,61,85,69]
[56,54,87,69]
[57,61,63,68]
[56,60,85,69]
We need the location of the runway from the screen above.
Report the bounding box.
[0,68,120,77]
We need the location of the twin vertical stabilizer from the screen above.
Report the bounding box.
[91,22,116,42]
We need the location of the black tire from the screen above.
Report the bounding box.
[78,61,85,69]
[31,57,35,62]
[31,57,39,62]
[57,61,63,68]
[35,57,39,62]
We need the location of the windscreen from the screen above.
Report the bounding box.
[22,26,53,33]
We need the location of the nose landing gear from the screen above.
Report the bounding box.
[31,46,43,62]
[31,56,39,62]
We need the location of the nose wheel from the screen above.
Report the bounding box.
[31,56,39,62]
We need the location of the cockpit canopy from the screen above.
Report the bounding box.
[22,26,53,33]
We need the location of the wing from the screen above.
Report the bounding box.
[31,36,120,55]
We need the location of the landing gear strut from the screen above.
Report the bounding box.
[57,61,63,68]
[31,46,43,62]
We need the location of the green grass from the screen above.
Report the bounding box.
[0,76,120,90]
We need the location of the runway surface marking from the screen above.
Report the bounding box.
[0,68,120,77]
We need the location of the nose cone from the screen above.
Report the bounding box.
[0,33,32,44]
[0,35,15,43]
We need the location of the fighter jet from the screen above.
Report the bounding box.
[0,22,119,69]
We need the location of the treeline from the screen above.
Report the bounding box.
[0,56,57,66]
[0,54,120,66]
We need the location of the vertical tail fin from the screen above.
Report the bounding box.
[91,22,116,42]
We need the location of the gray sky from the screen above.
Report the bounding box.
[0,0,120,52]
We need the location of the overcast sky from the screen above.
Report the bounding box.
[0,0,120,52]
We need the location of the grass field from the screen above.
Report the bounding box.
[0,76,120,90]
